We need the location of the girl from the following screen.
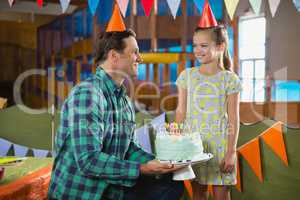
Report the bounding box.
[175,25,242,200]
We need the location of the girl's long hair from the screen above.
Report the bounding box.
[194,25,232,71]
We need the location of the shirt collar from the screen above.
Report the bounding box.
[96,66,127,97]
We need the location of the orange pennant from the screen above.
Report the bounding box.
[260,122,288,166]
[183,180,193,199]
[106,4,126,32]
[235,153,242,192]
[238,138,263,182]
[208,185,213,197]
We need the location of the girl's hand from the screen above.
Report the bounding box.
[220,150,236,173]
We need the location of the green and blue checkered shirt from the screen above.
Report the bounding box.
[49,67,154,200]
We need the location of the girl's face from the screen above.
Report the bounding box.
[193,31,222,64]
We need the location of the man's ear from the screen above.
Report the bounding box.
[108,49,119,64]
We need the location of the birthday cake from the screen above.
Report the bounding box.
[155,123,204,161]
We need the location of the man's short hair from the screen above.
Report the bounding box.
[94,29,136,64]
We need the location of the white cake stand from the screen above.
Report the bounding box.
[172,153,213,181]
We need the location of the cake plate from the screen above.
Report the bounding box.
[172,153,213,180]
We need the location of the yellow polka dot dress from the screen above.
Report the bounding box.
[176,67,242,185]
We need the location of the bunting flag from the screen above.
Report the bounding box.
[238,138,263,182]
[37,0,43,8]
[293,0,300,11]
[249,0,262,14]
[116,0,130,17]
[268,0,281,17]
[59,0,71,13]
[193,0,205,14]
[141,0,155,17]
[88,0,100,16]
[13,144,29,157]
[224,0,239,20]
[0,138,11,156]
[8,0,15,7]
[106,4,126,32]
[208,185,213,197]
[260,122,288,166]
[166,0,181,19]
[183,180,193,199]
[33,149,49,158]
[235,153,242,192]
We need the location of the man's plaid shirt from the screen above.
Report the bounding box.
[48,67,154,200]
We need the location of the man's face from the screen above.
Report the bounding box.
[116,36,142,78]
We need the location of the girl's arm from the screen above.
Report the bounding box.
[222,92,240,173]
[175,87,187,123]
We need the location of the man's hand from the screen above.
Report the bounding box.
[140,160,184,175]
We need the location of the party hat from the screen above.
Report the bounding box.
[198,0,218,28]
[106,4,126,32]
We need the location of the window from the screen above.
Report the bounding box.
[238,16,266,102]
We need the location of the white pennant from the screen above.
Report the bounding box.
[224,0,239,20]
[33,149,49,157]
[0,138,12,156]
[166,0,181,19]
[268,0,281,17]
[293,0,300,12]
[8,0,14,7]
[116,0,130,17]
[13,144,28,157]
[59,0,71,13]
[249,0,262,14]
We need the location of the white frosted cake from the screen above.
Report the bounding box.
[155,132,204,161]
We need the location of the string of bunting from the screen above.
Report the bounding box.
[235,121,288,192]
[8,0,300,19]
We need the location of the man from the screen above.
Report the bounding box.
[48,29,184,200]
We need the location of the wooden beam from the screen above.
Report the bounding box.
[181,0,187,52]
[150,0,157,51]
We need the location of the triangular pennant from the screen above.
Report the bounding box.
[249,0,262,14]
[106,4,126,32]
[14,144,29,157]
[8,0,15,7]
[46,151,53,157]
[166,0,181,19]
[238,138,263,182]
[37,0,43,8]
[208,185,213,197]
[260,122,288,166]
[59,0,71,13]
[33,149,49,158]
[268,0,281,17]
[26,149,34,157]
[224,0,239,20]
[6,145,15,156]
[141,0,155,17]
[293,0,300,11]
[88,0,100,16]
[116,0,130,17]
[0,138,12,156]
[235,153,242,192]
[183,180,193,199]
[198,0,218,28]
